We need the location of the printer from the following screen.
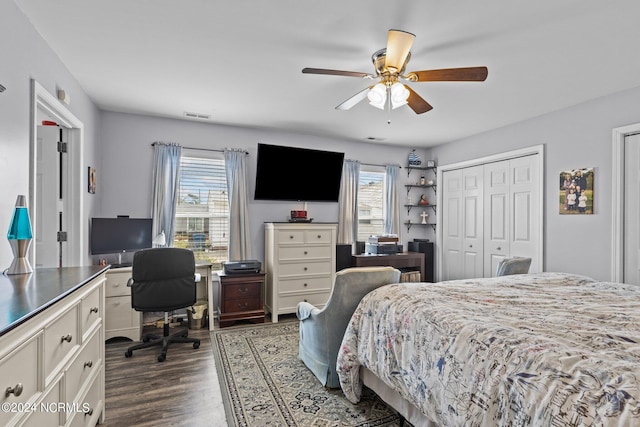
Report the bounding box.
[223,260,262,274]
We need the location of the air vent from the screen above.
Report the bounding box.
[183,111,211,120]
[0,84,6,93]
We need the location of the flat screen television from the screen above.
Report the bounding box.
[90,217,153,256]
[254,143,344,202]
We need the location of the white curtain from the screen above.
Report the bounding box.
[384,165,401,237]
[338,160,360,245]
[225,148,252,261]
[151,142,182,246]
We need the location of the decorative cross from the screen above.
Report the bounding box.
[420,211,429,224]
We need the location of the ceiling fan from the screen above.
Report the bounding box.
[302,29,488,114]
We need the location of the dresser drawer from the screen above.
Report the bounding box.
[224,282,261,299]
[278,277,331,293]
[105,271,131,297]
[80,285,101,337]
[21,377,61,427]
[44,305,79,384]
[223,296,262,313]
[0,335,40,427]
[278,292,330,313]
[105,295,138,331]
[65,328,101,403]
[278,245,331,261]
[276,229,305,244]
[304,229,333,244]
[278,260,332,277]
[67,374,102,427]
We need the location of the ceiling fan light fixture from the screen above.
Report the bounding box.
[390,82,409,109]
[385,29,415,73]
[367,83,387,109]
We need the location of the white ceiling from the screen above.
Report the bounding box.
[14,0,640,147]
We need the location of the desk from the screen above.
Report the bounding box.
[352,252,425,281]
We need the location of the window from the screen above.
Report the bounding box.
[174,155,229,268]
[357,170,385,241]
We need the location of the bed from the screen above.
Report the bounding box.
[336,272,640,426]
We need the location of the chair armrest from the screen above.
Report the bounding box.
[296,301,321,321]
[126,278,134,287]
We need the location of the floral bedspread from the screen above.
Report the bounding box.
[337,272,640,426]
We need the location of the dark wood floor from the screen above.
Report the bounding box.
[102,325,221,427]
[102,314,297,426]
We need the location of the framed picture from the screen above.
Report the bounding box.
[559,167,593,214]
[88,167,96,194]
[426,160,435,168]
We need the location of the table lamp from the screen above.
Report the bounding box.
[6,195,33,275]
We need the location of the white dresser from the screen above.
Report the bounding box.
[264,222,337,322]
[104,267,141,342]
[0,267,107,427]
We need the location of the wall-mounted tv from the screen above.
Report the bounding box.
[254,143,344,202]
[90,217,153,255]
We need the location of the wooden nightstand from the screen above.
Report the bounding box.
[217,271,265,328]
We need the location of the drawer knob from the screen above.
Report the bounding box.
[61,334,73,343]
[85,408,94,417]
[238,288,248,294]
[237,303,249,309]
[497,246,502,251]
[289,235,294,239]
[317,235,321,239]
[5,383,23,397]
[84,360,93,368]
[90,306,99,314]
[303,267,308,271]
[304,251,308,255]
[304,299,308,302]
[303,283,308,287]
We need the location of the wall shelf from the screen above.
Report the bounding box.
[403,204,437,215]
[406,165,437,177]
[404,222,436,232]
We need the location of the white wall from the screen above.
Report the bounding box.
[430,86,640,281]
[98,111,432,265]
[0,0,101,268]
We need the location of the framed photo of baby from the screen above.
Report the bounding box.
[559,167,594,214]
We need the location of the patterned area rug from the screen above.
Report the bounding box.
[211,321,402,426]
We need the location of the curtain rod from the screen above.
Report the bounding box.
[151,142,248,155]
[357,161,402,169]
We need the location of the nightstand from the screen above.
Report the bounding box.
[217,271,265,328]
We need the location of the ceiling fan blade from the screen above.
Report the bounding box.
[302,68,371,78]
[408,66,488,82]
[385,30,415,73]
[405,86,433,114]
[335,87,370,110]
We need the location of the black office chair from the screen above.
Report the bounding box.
[124,247,200,362]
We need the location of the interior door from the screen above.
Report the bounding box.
[509,155,539,272]
[484,160,510,276]
[441,169,463,280]
[35,125,66,268]
[462,165,484,279]
[624,133,640,284]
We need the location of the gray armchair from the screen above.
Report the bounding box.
[296,266,401,388]
[496,256,532,276]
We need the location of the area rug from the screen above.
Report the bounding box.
[211,321,402,426]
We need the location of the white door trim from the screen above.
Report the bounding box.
[611,122,640,282]
[29,80,84,267]
[436,144,545,281]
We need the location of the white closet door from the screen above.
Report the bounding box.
[509,155,539,272]
[462,165,484,279]
[624,133,640,284]
[442,169,463,280]
[484,161,510,276]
